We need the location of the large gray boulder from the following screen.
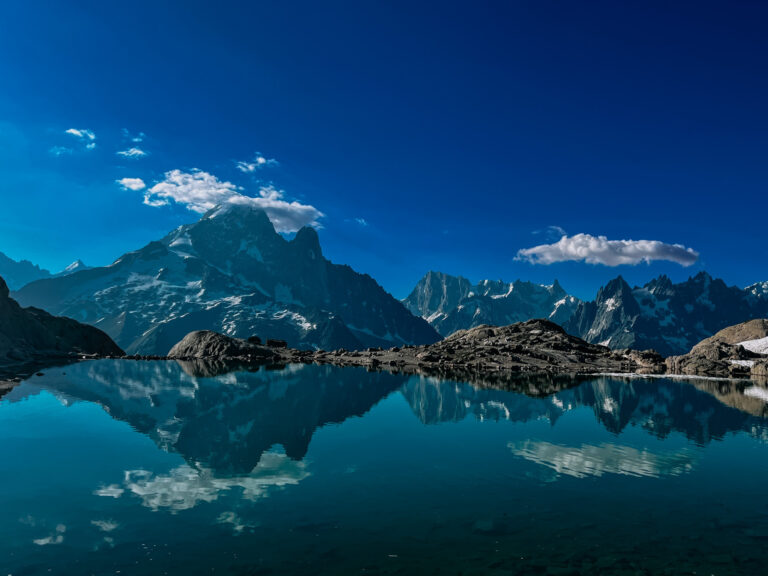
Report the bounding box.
[168,330,274,360]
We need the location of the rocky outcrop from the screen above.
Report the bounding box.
[168,330,277,361]
[403,271,580,336]
[0,275,123,369]
[14,204,439,354]
[169,319,667,387]
[690,319,768,353]
[666,319,768,379]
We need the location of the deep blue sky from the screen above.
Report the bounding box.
[0,0,766,300]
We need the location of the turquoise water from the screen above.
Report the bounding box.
[1,360,768,575]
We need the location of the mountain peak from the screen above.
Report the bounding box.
[291,226,322,258]
[59,260,89,275]
[601,275,632,297]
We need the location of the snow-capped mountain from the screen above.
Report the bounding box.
[403,271,581,336]
[564,272,768,356]
[55,259,90,277]
[747,281,768,302]
[14,204,440,355]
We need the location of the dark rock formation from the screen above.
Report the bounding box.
[0,275,123,368]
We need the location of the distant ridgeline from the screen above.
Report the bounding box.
[0,251,89,291]
[12,204,440,356]
[6,206,767,358]
[404,271,768,356]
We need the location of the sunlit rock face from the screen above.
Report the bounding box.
[13,205,440,355]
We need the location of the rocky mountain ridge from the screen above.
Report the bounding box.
[14,204,439,355]
[0,251,89,291]
[403,271,580,336]
[565,272,768,356]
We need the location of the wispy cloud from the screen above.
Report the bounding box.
[49,145,73,157]
[65,128,96,141]
[235,152,279,173]
[63,128,97,151]
[533,225,567,241]
[516,233,699,267]
[122,129,145,143]
[116,147,148,159]
[346,217,369,227]
[116,177,146,191]
[143,169,323,232]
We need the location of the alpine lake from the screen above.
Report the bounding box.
[1,360,768,575]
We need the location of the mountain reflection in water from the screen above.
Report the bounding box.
[2,360,768,576]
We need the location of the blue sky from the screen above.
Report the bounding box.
[0,0,766,300]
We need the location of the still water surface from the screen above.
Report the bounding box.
[1,360,767,575]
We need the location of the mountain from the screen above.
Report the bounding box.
[0,275,123,365]
[403,271,580,336]
[55,259,90,276]
[0,253,91,290]
[0,251,51,290]
[13,203,440,355]
[565,272,768,356]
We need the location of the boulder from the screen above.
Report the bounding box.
[168,330,272,360]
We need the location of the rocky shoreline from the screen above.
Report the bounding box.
[3,318,767,396]
[167,320,668,384]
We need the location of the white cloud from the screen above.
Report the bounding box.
[516,233,699,267]
[65,128,96,141]
[116,177,146,191]
[235,152,279,173]
[144,169,241,212]
[117,147,148,159]
[63,128,96,151]
[143,169,324,232]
